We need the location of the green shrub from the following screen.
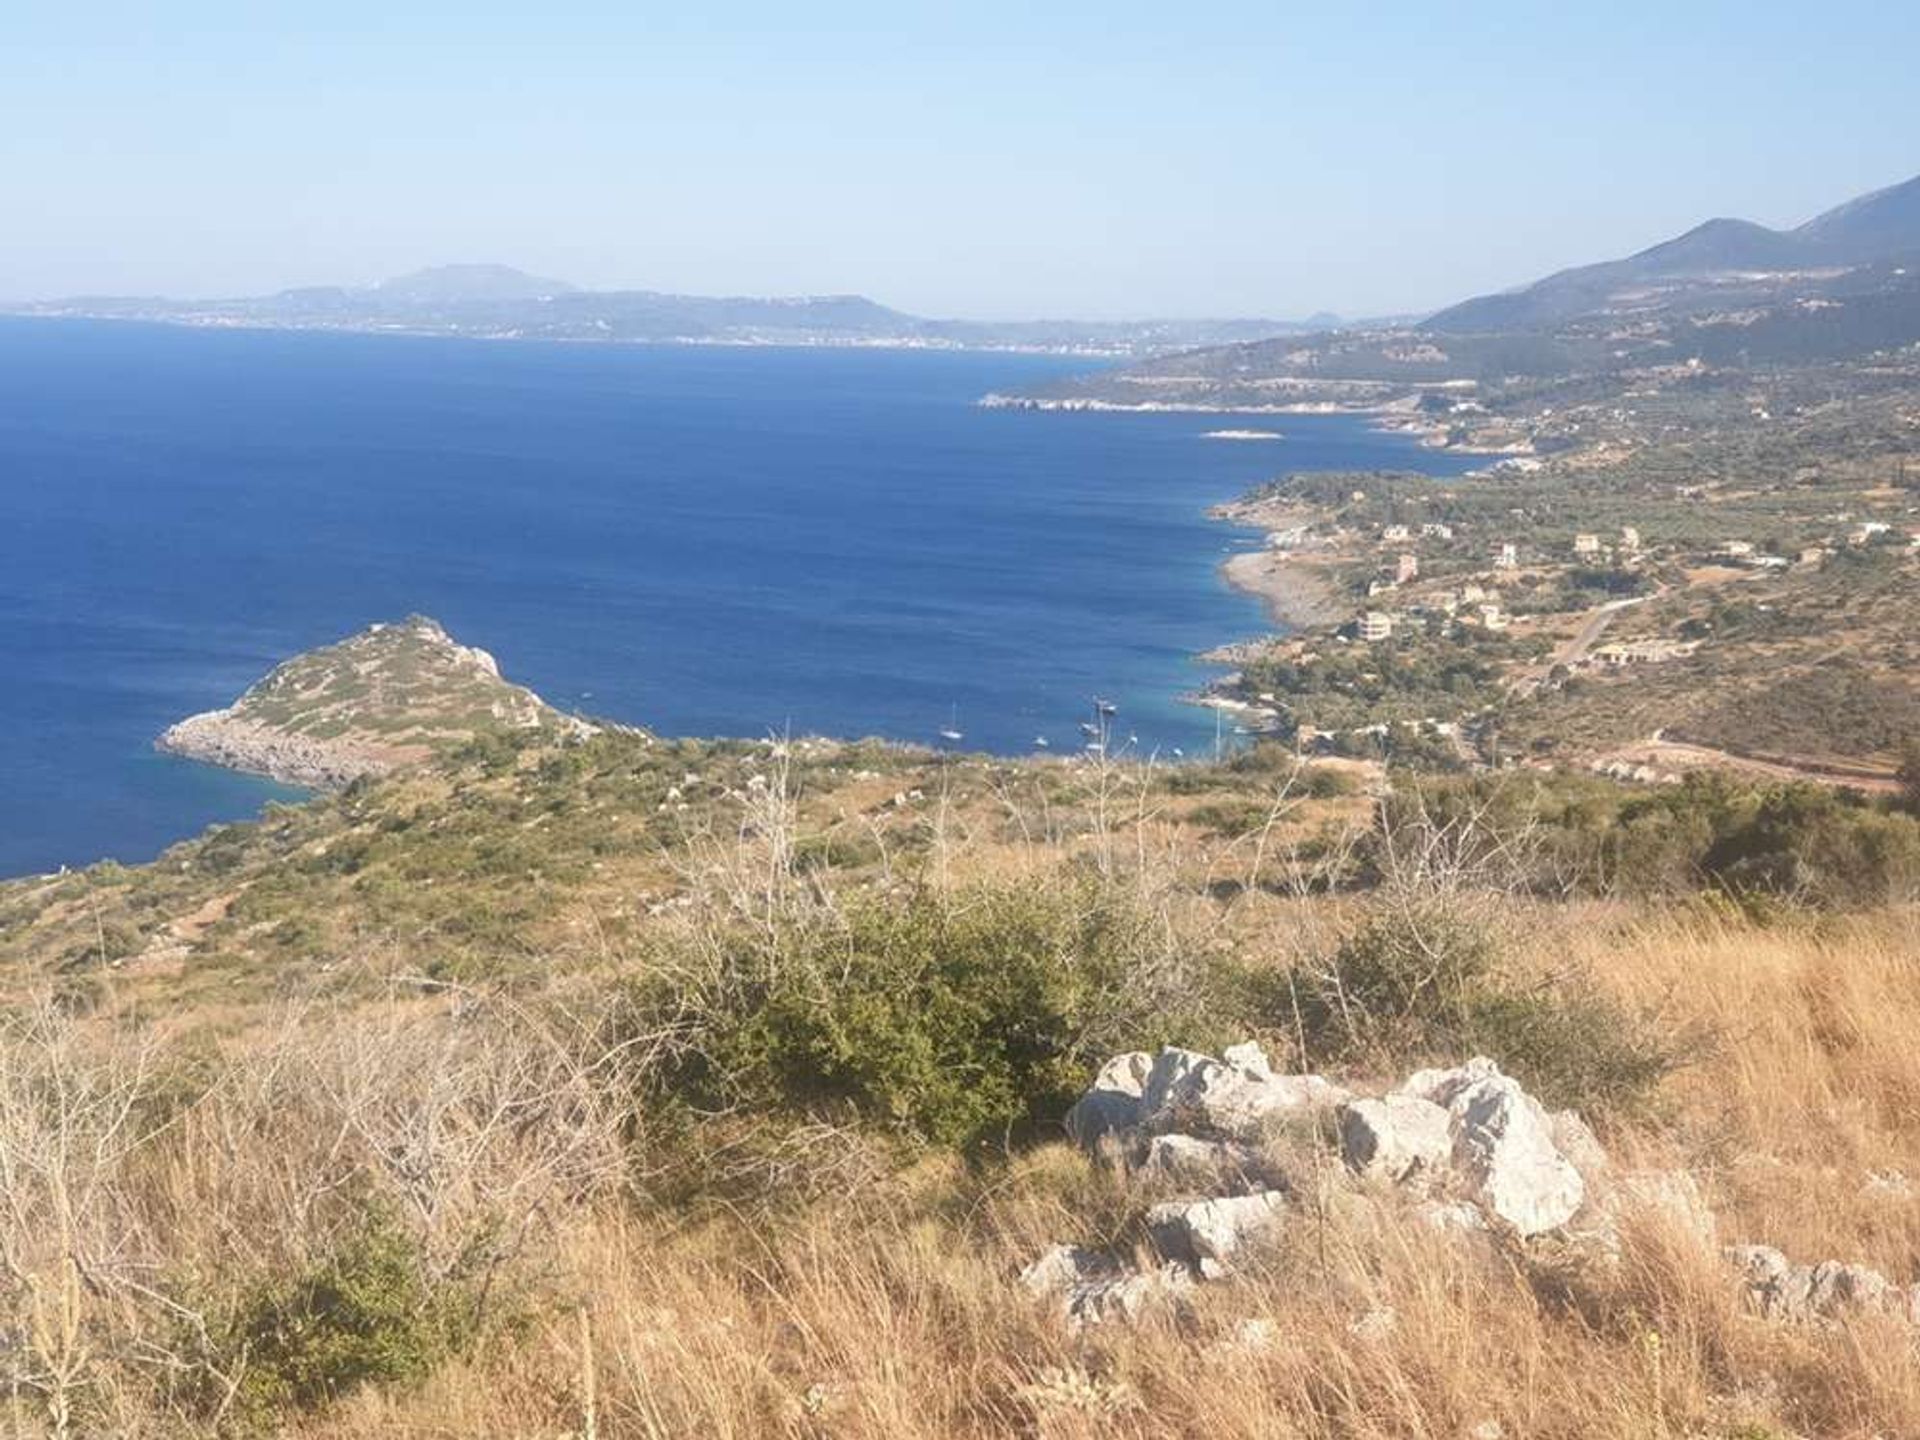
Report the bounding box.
[198,1214,478,1428]
[1267,901,1693,1117]
[1284,906,1500,1058]
[624,872,1220,1155]
[58,918,142,972]
[1392,771,1920,908]
[792,829,886,872]
[1457,982,1701,1115]
[1189,797,1282,838]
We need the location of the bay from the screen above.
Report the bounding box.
[0,318,1485,876]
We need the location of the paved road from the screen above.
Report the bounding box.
[1552,594,1648,668]
[1508,594,1648,697]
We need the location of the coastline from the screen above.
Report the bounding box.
[980,392,1530,455]
[1216,548,1346,632]
[1207,491,1350,633]
[155,710,408,790]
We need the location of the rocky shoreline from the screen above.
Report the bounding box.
[1217,549,1346,632]
[155,711,413,790]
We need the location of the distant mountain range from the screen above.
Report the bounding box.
[997,169,1920,413]
[1427,172,1920,333]
[18,171,1920,366]
[8,264,1337,357]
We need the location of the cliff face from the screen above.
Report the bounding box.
[155,615,594,787]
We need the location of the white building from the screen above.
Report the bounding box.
[1573,533,1601,558]
[1493,543,1519,570]
[1359,611,1394,642]
[1396,552,1420,584]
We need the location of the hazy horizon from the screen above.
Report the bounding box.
[8,2,1920,321]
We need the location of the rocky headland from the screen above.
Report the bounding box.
[156,615,594,788]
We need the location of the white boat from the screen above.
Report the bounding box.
[937,704,963,744]
[1034,735,1050,748]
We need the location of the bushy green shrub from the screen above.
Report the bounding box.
[1392,771,1920,908]
[1269,901,1694,1116]
[1457,981,1700,1115]
[198,1214,478,1428]
[624,872,1219,1155]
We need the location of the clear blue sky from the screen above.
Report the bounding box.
[5,1,1917,319]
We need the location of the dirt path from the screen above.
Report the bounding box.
[1599,731,1900,794]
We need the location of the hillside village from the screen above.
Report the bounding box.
[1200,355,1920,789]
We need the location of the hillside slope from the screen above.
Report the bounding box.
[1428,172,1920,334]
[2,644,1918,1436]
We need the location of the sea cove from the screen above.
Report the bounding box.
[0,319,1485,876]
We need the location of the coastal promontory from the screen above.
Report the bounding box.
[156,615,593,787]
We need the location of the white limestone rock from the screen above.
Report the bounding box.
[1019,1244,1193,1327]
[1338,1094,1453,1185]
[1063,1051,1153,1148]
[1725,1244,1904,1324]
[1222,1040,1275,1077]
[1387,1059,1586,1237]
[1549,1110,1612,1185]
[1019,1244,1115,1299]
[1136,1133,1262,1188]
[1447,1072,1585,1237]
[1393,1056,1502,1108]
[1139,1047,1350,1141]
[1146,1190,1288,1271]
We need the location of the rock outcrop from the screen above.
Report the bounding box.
[1145,1192,1287,1274]
[1019,1244,1194,1327]
[1440,1070,1585,1237]
[1338,1094,1452,1186]
[1029,1043,1874,1334]
[1727,1245,1920,1325]
[1136,1043,1350,1141]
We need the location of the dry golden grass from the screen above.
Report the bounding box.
[5,740,1918,1437]
[3,903,1916,1437]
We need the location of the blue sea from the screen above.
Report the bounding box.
[0,318,1486,877]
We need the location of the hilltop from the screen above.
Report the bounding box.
[1428,171,1920,334]
[1000,172,1920,420]
[155,615,593,787]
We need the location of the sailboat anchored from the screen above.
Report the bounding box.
[937,705,964,744]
